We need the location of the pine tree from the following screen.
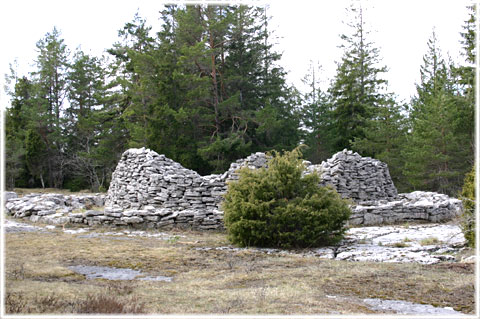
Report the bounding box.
[109,14,157,149]
[31,27,69,188]
[452,4,476,159]
[4,76,32,188]
[111,4,301,175]
[328,4,388,151]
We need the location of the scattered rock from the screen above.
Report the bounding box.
[4,191,18,201]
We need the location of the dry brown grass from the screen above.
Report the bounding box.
[4,221,476,315]
[13,187,102,196]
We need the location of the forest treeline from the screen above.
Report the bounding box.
[4,4,475,197]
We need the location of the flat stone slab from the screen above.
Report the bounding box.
[68,265,172,282]
[4,219,45,233]
[363,298,466,315]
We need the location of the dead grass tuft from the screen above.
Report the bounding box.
[76,294,146,314]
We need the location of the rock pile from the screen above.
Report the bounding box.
[349,191,463,225]
[223,152,270,181]
[306,149,398,203]
[5,193,105,225]
[103,150,271,229]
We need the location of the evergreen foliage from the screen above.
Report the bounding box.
[351,97,409,191]
[3,3,475,201]
[401,30,473,196]
[328,4,389,152]
[460,165,475,248]
[300,61,335,163]
[223,148,351,248]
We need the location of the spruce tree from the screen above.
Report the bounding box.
[300,61,334,163]
[402,31,471,195]
[4,76,32,188]
[328,4,388,151]
[65,50,109,191]
[351,96,408,190]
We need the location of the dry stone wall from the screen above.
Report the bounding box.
[103,148,269,229]
[4,148,463,228]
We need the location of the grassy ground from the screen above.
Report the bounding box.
[4,221,475,315]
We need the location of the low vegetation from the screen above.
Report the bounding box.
[4,220,475,315]
[420,237,441,246]
[223,148,351,248]
[460,165,475,247]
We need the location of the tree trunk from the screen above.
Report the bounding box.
[209,28,221,138]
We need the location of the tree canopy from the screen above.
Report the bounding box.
[4,3,475,199]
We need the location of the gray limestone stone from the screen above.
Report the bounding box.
[5,148,462,230]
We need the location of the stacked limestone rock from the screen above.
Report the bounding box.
[4,193,105,225]
[223,152,269,182]
[103,148,460,228]
[349,191,463,225]
[102,149,272,229]
[105,148,225,229]
[4,148,463,229]
[306,149,397,203]
[304,149,461,225]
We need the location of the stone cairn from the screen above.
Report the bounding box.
[4,148,462,228]
[306,150,398,203]
[305,149,462,225]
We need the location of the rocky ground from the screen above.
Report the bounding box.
[2,187,476,315]
[4,216,474,265]
[3,216,475,315]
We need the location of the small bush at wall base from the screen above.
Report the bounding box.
[223,147,351,249]
[460,165,475,248]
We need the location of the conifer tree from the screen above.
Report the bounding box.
[300,61,334,163]
[452,4,476,158]
[351,96,408,190]
[402,31,471,195]
[31,27,69,187]
[328,4,388,151]
[4,75,32,188]
[65,50,109,191]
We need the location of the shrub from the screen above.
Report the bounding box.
[223,148,351,248]
[76,294,145,314]
[460,165,475,248]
